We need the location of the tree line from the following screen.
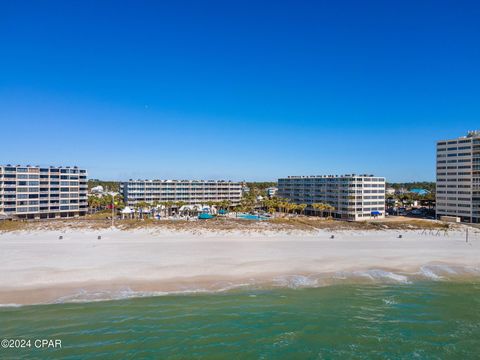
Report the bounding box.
[387,182,435,193]
[88,179,121,192]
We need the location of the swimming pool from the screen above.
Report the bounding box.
[236,213,270,220]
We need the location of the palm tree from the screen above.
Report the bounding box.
[88,196,101,213]
[220,200,230,211]
[312,203,331,218]
[311,203,321,217]
[151,200,161,218]
[298,203,307,215]
[324,204,335,219]
[135,201,150,219]
[277,199,287,214]
[284,203,294,214]
[262,198,276,214]
[164,201,175,217]
[133,203,141,219]
[215,200,230,216]
[175,201,187,216]
[239,198,255,214]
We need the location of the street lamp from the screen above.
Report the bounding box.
[107,191,118,227]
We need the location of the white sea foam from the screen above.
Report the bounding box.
[382,298,397,305]
[418,264,480,280]
[459,265,480,275]
[437,265,458,274]
[54,288,158,303]
[52,287,215,304]
[51,281,272,304]
[419,266,444,280]
[272,275,320,288]
[272,331,297,348]
[353,269,411,284]
[214,282,254,292]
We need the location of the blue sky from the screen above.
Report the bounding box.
[1,0,479,182]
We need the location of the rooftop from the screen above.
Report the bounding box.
[437,130,480,142]
[126,179,240,183]
[281,174,382,179]
[1,164,83,169]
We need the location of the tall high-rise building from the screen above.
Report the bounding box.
[277,174,385,221]
[436,130,480,223]
[0,165,88,219]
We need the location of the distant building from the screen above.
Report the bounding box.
[266,187,278,198]
[386,188,396,195]
[436,130,480,223]
[241,184,250,195]
[0,165,88,219]
[121,179,242,207]
[90,185,104,194]
[278,174,385,221]
[395,188,408,195]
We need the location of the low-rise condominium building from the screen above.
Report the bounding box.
[121,179,242,207]
[0,165,88,219]
[277,174,386,221]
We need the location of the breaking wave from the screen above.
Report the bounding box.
[350,269,411,283]
[1,265,479,307]
[272,275,320,288]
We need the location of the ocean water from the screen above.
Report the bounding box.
[1,281,479,359]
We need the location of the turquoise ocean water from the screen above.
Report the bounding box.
[1,281,479,359]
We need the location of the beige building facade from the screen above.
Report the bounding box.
[436,131,480,223]
[0,165,88,219]
[278,174,385,221]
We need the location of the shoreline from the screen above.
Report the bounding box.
[1,264,480,306]
[1,226,479,305]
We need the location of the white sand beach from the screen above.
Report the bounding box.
[0,227,479,305]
